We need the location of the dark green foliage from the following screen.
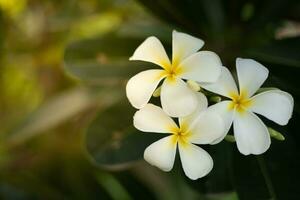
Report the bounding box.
[62,0,300,199]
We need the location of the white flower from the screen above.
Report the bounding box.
[126,30,222,117]
[133,93,224,180]
[201,58,294,155]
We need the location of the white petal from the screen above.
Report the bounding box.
[201,67,238,98]
[187,110,225,145]
[236,58,269,98]
[161,78,198,117]
[178,143,213,180]
[144,135,177,172]
[179,92,208,128]
[179,51,222,83]
[207,101,234,144]
[134,104,178,133]
[233,111,271,155]
[126,69,166,109]
[250,90,294,125]
[130,36,171,70]
[172,30,204,66]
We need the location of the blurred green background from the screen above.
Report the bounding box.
[0,0,299,199]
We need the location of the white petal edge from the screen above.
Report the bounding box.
[172,30,204,66]
[179,92,208,128]
[233,111,271,155]
[208,101,235,144]
[250,90,294,125]
[161,78,198,117]
[134,104,178,133]
[178,143,213,180]
[187,110,225,145]
[236,58,269,98]
[144,135,177,172]
[130,36,171,70]
[179,51,222,83]
[126,69,166,109]
[201,67,238,98]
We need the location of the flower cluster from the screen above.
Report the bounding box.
[126,31,294,180]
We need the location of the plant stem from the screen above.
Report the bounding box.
[256,155,277,200]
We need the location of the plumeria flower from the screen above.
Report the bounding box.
[133,93,224,180]
[201,58,294,155]
[126,30,222,117]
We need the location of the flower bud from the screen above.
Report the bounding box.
[210,96,222,103]
[268,127,285,141]
[225,135,235,142]
[152,86,161,97]
[187,80,201,92]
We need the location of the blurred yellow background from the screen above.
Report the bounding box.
[0,0,157,199]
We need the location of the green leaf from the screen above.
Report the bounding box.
[248,0,300,27]
[64,33,154,84]
[208,192,239,200]
[85,99,162,170]
[136,0,225,38]
[136,0,298,41]
[247,37,300,68]
[118,21,172,42]
[95,171,133,200]
[8,87,121,145]
[132,162,205,200]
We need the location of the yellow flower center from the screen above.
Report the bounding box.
[170,125,190,147]
[228,91,252,113]
[164,64,183,82]
[168,69,177,79]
